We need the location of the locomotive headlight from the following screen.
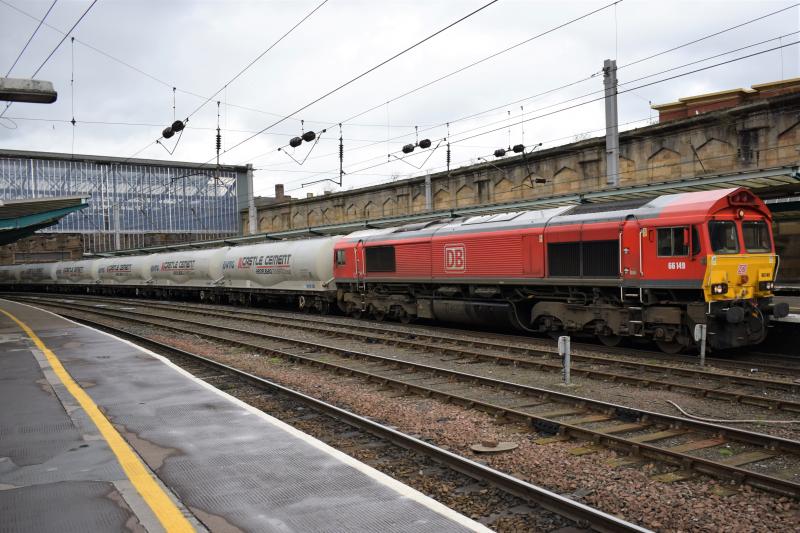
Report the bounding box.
[759,281,774,291]
[711,283,728,295]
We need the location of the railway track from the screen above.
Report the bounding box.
[18,294,800,414]
[37,304,647,533]
[16,295,800,499]
[12,291,800,376]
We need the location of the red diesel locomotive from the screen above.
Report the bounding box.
[333,187,788,352]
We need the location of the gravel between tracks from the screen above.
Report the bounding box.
[156,308,800,441]
[137,327,800,533]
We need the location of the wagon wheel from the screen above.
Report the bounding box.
[318,300,331,315]
[656,340,684,354]
[348,304,362,320]
[372,309,386,322]
[397,309,413,324]
[597,334,623,347]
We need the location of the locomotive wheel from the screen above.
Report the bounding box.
[597,334,622,347]
[397,309,412,324]
[656,340,684,354]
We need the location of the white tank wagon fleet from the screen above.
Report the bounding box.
[0,236,342,312]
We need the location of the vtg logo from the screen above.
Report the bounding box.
[444,244,466,272]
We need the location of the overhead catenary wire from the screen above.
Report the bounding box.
[157,0,502,184]
[330,40,800,180]
[0,0,403,129]
[333,0,623,128]
[259,5,800,171]
[183,0,329,123]
[0,0,99,119]
[275,33,800,186]
[3,0,59,77]
[89,1,504,218]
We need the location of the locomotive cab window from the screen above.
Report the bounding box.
[742,220,771,252]
[708,220,739,254]
[335,249,347,266]
[692,226,701,256]
[657,227,689,257]
[365,246,396,272]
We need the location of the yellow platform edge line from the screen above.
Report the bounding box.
[0,308,194,533]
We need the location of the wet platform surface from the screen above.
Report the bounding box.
[0,298,485,533]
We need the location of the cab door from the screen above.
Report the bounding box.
[621,216,642,281]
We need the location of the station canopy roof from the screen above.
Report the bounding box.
[0,195,89,246]
[102,164,800,256]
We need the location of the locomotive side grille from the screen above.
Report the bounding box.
[582,240,619,277]
[548,243,581,277]
[365,246,396,272]
[548,240,619,277]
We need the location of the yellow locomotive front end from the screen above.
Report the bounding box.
[700,214,789,349]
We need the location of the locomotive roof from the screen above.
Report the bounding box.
[342,187,767,243]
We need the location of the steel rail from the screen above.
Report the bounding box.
[24,297,800,498]
[26,294,800,412]
[57,309,650,533]
[29,293,800,386]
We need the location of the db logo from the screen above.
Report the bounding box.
[737,264,748,275]
[444,244,466,272]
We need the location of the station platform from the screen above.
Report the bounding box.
[0,299,486,533]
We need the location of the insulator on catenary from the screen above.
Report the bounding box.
[171,120,185,132]
[418,138,431,149]
[402,143,415,154]
[216,132,221,151]
[494,148,506,158]
[302,131,316,142]
[289,136,303,148]
[512,144,525,153]
[162,127,174,139]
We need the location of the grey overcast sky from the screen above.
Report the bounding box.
[1,0,798,197]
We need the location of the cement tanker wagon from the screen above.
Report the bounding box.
[147,248,227,286]
[54,260,97,285]
[220,236,340,312]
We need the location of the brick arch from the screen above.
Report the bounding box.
[363,201,376,219]
[455,185,474,207]
[382,197,397,216]
[694,138,734,173]
[433,189,450,210]
[553,166,578,194]
[411,193,426,213]
[307,209,321,226]
[619,156,638,185]
[647,147,682,180]
[493,177,516,203]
